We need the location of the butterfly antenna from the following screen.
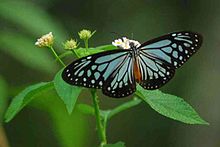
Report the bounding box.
[131,33,134,39]
[110,32,124,38]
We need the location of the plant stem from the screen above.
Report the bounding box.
[49,46,66,67]
[0,126,9,147]
[91,90,107,146]
[102,111,110,139]
[58,51,73,60]
[85,39,89,48]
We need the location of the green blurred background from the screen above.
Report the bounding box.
[0,0,219,146]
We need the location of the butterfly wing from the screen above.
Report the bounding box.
[102,54,136,98]
[137,31,202,89]
[139,31,203,68]
[62,49,131,90]
[137,53,175,89]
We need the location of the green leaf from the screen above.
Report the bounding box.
[75,45,117,58]
[4,82,53,122]
[75,47,102,58]
[0,31,57,73]
[136,85,209,125]
[76,104,95,116]
[104,141,125,147]
[95,44,117,51]
[54,69,82,114]
[0,76,7,122]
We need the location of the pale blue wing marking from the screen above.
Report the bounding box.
[95,52,127,63]
[172,51,178,58]
[142,40,172,49]
[178,45,183,52]
[162,47,172,53]
[141,49,172,63]
[174,37,193,44]
[87,70,91,77]
[94,72,100,80]
[97,63,108,72]
[139,54,158,71]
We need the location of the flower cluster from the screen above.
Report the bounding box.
[78,29,95,40]
[112,37,141,49]
[63,39,78,50]
[35,32,54,47]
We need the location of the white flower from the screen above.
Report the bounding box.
[35,32,54,47]
[112,38,123,47]
[112,37,141,49]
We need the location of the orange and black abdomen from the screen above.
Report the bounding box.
[134,58,142,83]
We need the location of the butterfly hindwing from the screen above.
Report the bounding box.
[139,31,202,68]
[62,49,130,89]
[137,53,175,89]
[102,54,136,98]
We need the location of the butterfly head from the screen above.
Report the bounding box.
[112,37,141,49]
[129,42,136,49]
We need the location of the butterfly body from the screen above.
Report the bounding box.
[126,43,147,83]
[62,31,202,98]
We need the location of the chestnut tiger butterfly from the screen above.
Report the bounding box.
[62,31,202,98]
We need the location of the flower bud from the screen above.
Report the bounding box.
[35,32,54,47]
[63,39,78,50]
[78,29,95,40]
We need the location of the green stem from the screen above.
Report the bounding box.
[91,90,107,146]
[49,46,66,67]
[58,51,73,60]
[85,39,89,48]
[0,126,9,147]
[102,111,110,139]
[108,97,142,119]
[71,50,79,58]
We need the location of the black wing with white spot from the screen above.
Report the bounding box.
[137,52,175,89]
[102,54,136,98]
[62,49,131,90]
[139,31,203,68]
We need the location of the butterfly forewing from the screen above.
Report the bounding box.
[103,54,136,98]
[139,31,202,68]
[62,50,130,89]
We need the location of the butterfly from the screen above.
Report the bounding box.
[62,31,202,98]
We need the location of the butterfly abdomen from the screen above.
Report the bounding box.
[134,59,142,83]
